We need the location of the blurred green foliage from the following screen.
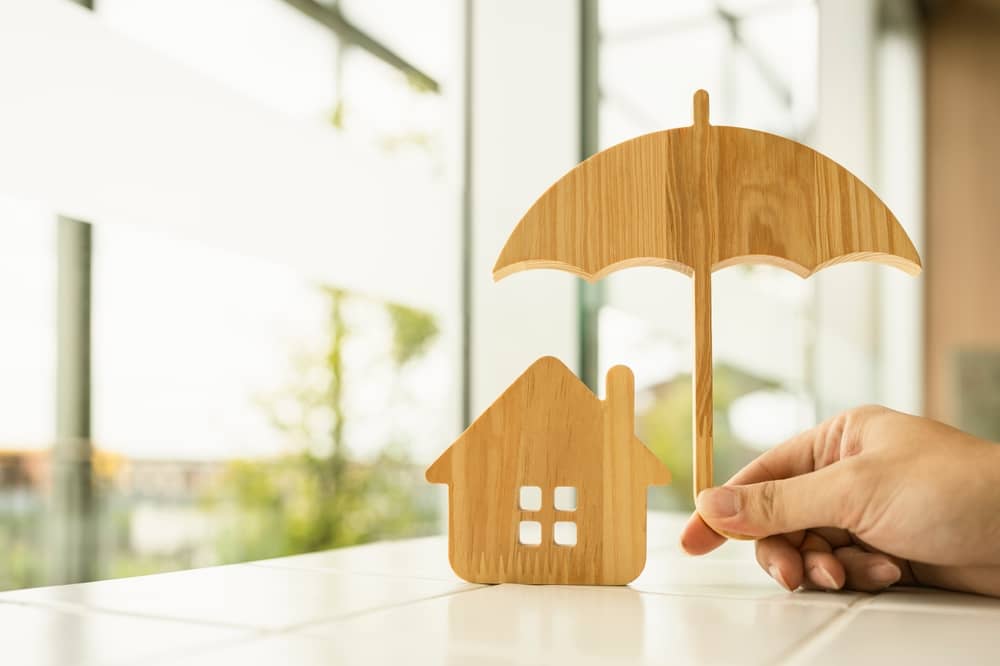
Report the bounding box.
[206,447,437,561]
[0,510,45,590]
[0,287,444,591]
[201,287,441,561]
[386,303,439,366]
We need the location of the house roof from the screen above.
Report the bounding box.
[425,356,670,485]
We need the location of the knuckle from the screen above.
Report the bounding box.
[751,480,781,526]
[839,405,889,459]
[850,405,892,432]
[851,404,887,419]
[840,428,864,459]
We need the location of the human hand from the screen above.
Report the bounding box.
[680,406,1000,597]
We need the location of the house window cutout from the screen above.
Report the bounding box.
[553,521,577,546]
[519,520,542,545]
[554,486,577,511]
[519,486,542,511]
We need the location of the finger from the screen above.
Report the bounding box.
[723,410,859,489]
[696,463,854,538]
[688,426,822,548]
[800,531,832,553]
[834,545,903,592]
[802,550,845,591]
[689,409,875,552]
[756,535,804,591]
[810,526,853,549]
[795,531,844,591]
[723,406,888,488]
[679,512,727,555]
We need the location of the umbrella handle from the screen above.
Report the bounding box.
[692,268,714,500]
[694,269,753,542]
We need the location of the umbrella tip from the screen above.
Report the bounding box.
[693,90,710,128]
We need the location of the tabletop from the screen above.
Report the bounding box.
[1,512,998,665]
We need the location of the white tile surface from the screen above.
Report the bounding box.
[645,511,682,553]
[791,604,1000,665]
[1,513,998,665]
[0,600,246,666]
[632,549,861,606]
[864,586,1000,614]
[154,585,841,666]
[251,535,459,581]
[632,524,861,606]
[1,563,475,630]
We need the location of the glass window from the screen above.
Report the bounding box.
[0,0,459,590]
[0,196,56,591]
[598,0,819,510]
[0,197,56,452]
[99,0,339,119]
[92,223,451,575]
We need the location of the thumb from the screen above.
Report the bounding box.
[695,465,852,538]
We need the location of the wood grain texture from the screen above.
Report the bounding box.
[426,357,670,585]
[493,90,922,502]
[493,90,921,282]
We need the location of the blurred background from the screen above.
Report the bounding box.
[0,0,995,591]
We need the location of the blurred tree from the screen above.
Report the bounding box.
[327,58,440,157]
[0,509,46,590]
[203,287,440,561]
[385,302,439,366]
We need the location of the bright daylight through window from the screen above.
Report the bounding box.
[0,0,459,591]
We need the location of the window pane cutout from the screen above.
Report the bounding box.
[519,521,542,545]
[519,486,542,511]
[554,486,577,511]
[554,521,576,546]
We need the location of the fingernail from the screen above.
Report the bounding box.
[696,487,739,519]
[811,565,840,590]
[769,565,793,591]
[868,562,901,587]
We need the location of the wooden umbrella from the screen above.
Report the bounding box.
[493,90,921,502]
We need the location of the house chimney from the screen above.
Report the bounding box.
[605,365,635,421]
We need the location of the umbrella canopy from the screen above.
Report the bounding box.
[493,90,921,502]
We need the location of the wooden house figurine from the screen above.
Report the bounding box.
[426,356,670,585]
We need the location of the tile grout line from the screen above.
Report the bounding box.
[279,582,495,634]
[0,579,491,639]
[138,583,498,665]
[0,596,259,632]
[632,587,861,609]
[246,561,468,584]
[773,595,876,665]
[850,601,1000,617]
